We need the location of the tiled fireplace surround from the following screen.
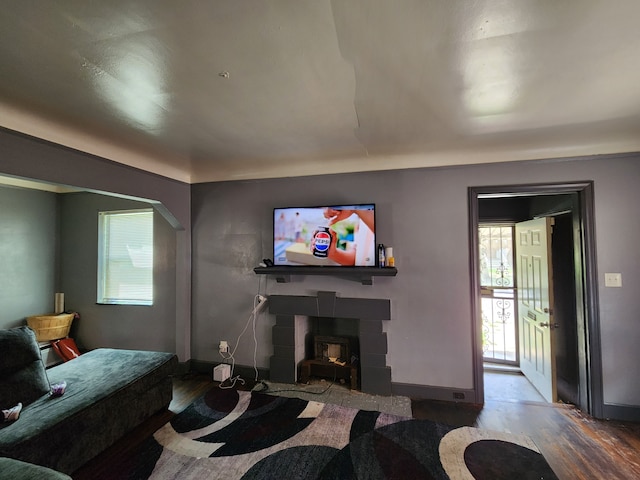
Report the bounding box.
[268,291,392,395]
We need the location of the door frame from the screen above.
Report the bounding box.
[468,181,603,417]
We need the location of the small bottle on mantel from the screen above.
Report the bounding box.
[385,246,395,267]
[378,243,386,267]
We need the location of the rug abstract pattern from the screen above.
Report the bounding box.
[118,388,558,479]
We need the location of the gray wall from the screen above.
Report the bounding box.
[191,154,640,410]
[0,129,190,229]
[0,127,191,359]
[3,125,639,413]
[58,193,176,352]
[0,185,58,329]
[0,186,178,353]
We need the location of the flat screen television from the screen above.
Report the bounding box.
[273,204,376,267]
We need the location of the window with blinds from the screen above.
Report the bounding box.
[97,209,153,305]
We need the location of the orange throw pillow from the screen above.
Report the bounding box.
[50,338,81,362]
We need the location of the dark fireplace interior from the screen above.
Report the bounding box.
[313,335,352,364]
[299,317,361,389]
[307,317,360,365]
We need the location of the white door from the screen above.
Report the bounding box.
[515,217,556,402]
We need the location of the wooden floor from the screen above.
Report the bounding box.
[75,372,640,480]
[412,397,640,480]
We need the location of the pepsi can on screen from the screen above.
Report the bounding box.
[313,227,332,257]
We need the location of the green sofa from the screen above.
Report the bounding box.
[0,326,178,475]
[0,457,71,479]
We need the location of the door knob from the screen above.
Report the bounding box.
[539,322,560,329]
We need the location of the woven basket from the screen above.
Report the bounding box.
[27,313,75,342]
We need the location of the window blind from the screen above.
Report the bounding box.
[97,209,153,305]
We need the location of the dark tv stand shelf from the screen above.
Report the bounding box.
[253,266,397,285]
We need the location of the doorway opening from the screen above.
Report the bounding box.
[479,222,549,403]
[479,224,517,365]
[479,223,544,401]
[469,182,603,417]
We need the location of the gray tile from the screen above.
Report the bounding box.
[260,380,412,417]
[483,371,545,402]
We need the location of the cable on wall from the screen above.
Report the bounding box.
[218,288,267,389]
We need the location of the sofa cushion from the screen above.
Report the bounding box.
[1,348,177,441]
[0,348,177,474]
[0,457,71,479]
[0,327,50,409]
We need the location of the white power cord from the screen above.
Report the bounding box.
[218,294,267,389]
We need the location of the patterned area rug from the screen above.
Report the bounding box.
[113,387,558,479]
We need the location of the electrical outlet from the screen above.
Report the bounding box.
[604,273,622,287]
[219,340,228,353]
[252,295,268,314]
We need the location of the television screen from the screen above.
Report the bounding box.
[273,204,376,266]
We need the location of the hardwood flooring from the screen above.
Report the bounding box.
[412,397,640,480]
[74,372,640,480]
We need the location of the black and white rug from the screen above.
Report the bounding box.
[111,387,558,479]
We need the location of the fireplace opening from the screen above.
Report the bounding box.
[299,317,360,389]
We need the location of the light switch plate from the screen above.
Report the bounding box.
[604,273,622,287]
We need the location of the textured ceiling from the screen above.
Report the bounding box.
[1,0,640,183]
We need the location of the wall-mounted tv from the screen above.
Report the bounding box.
[273,204,376,267]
